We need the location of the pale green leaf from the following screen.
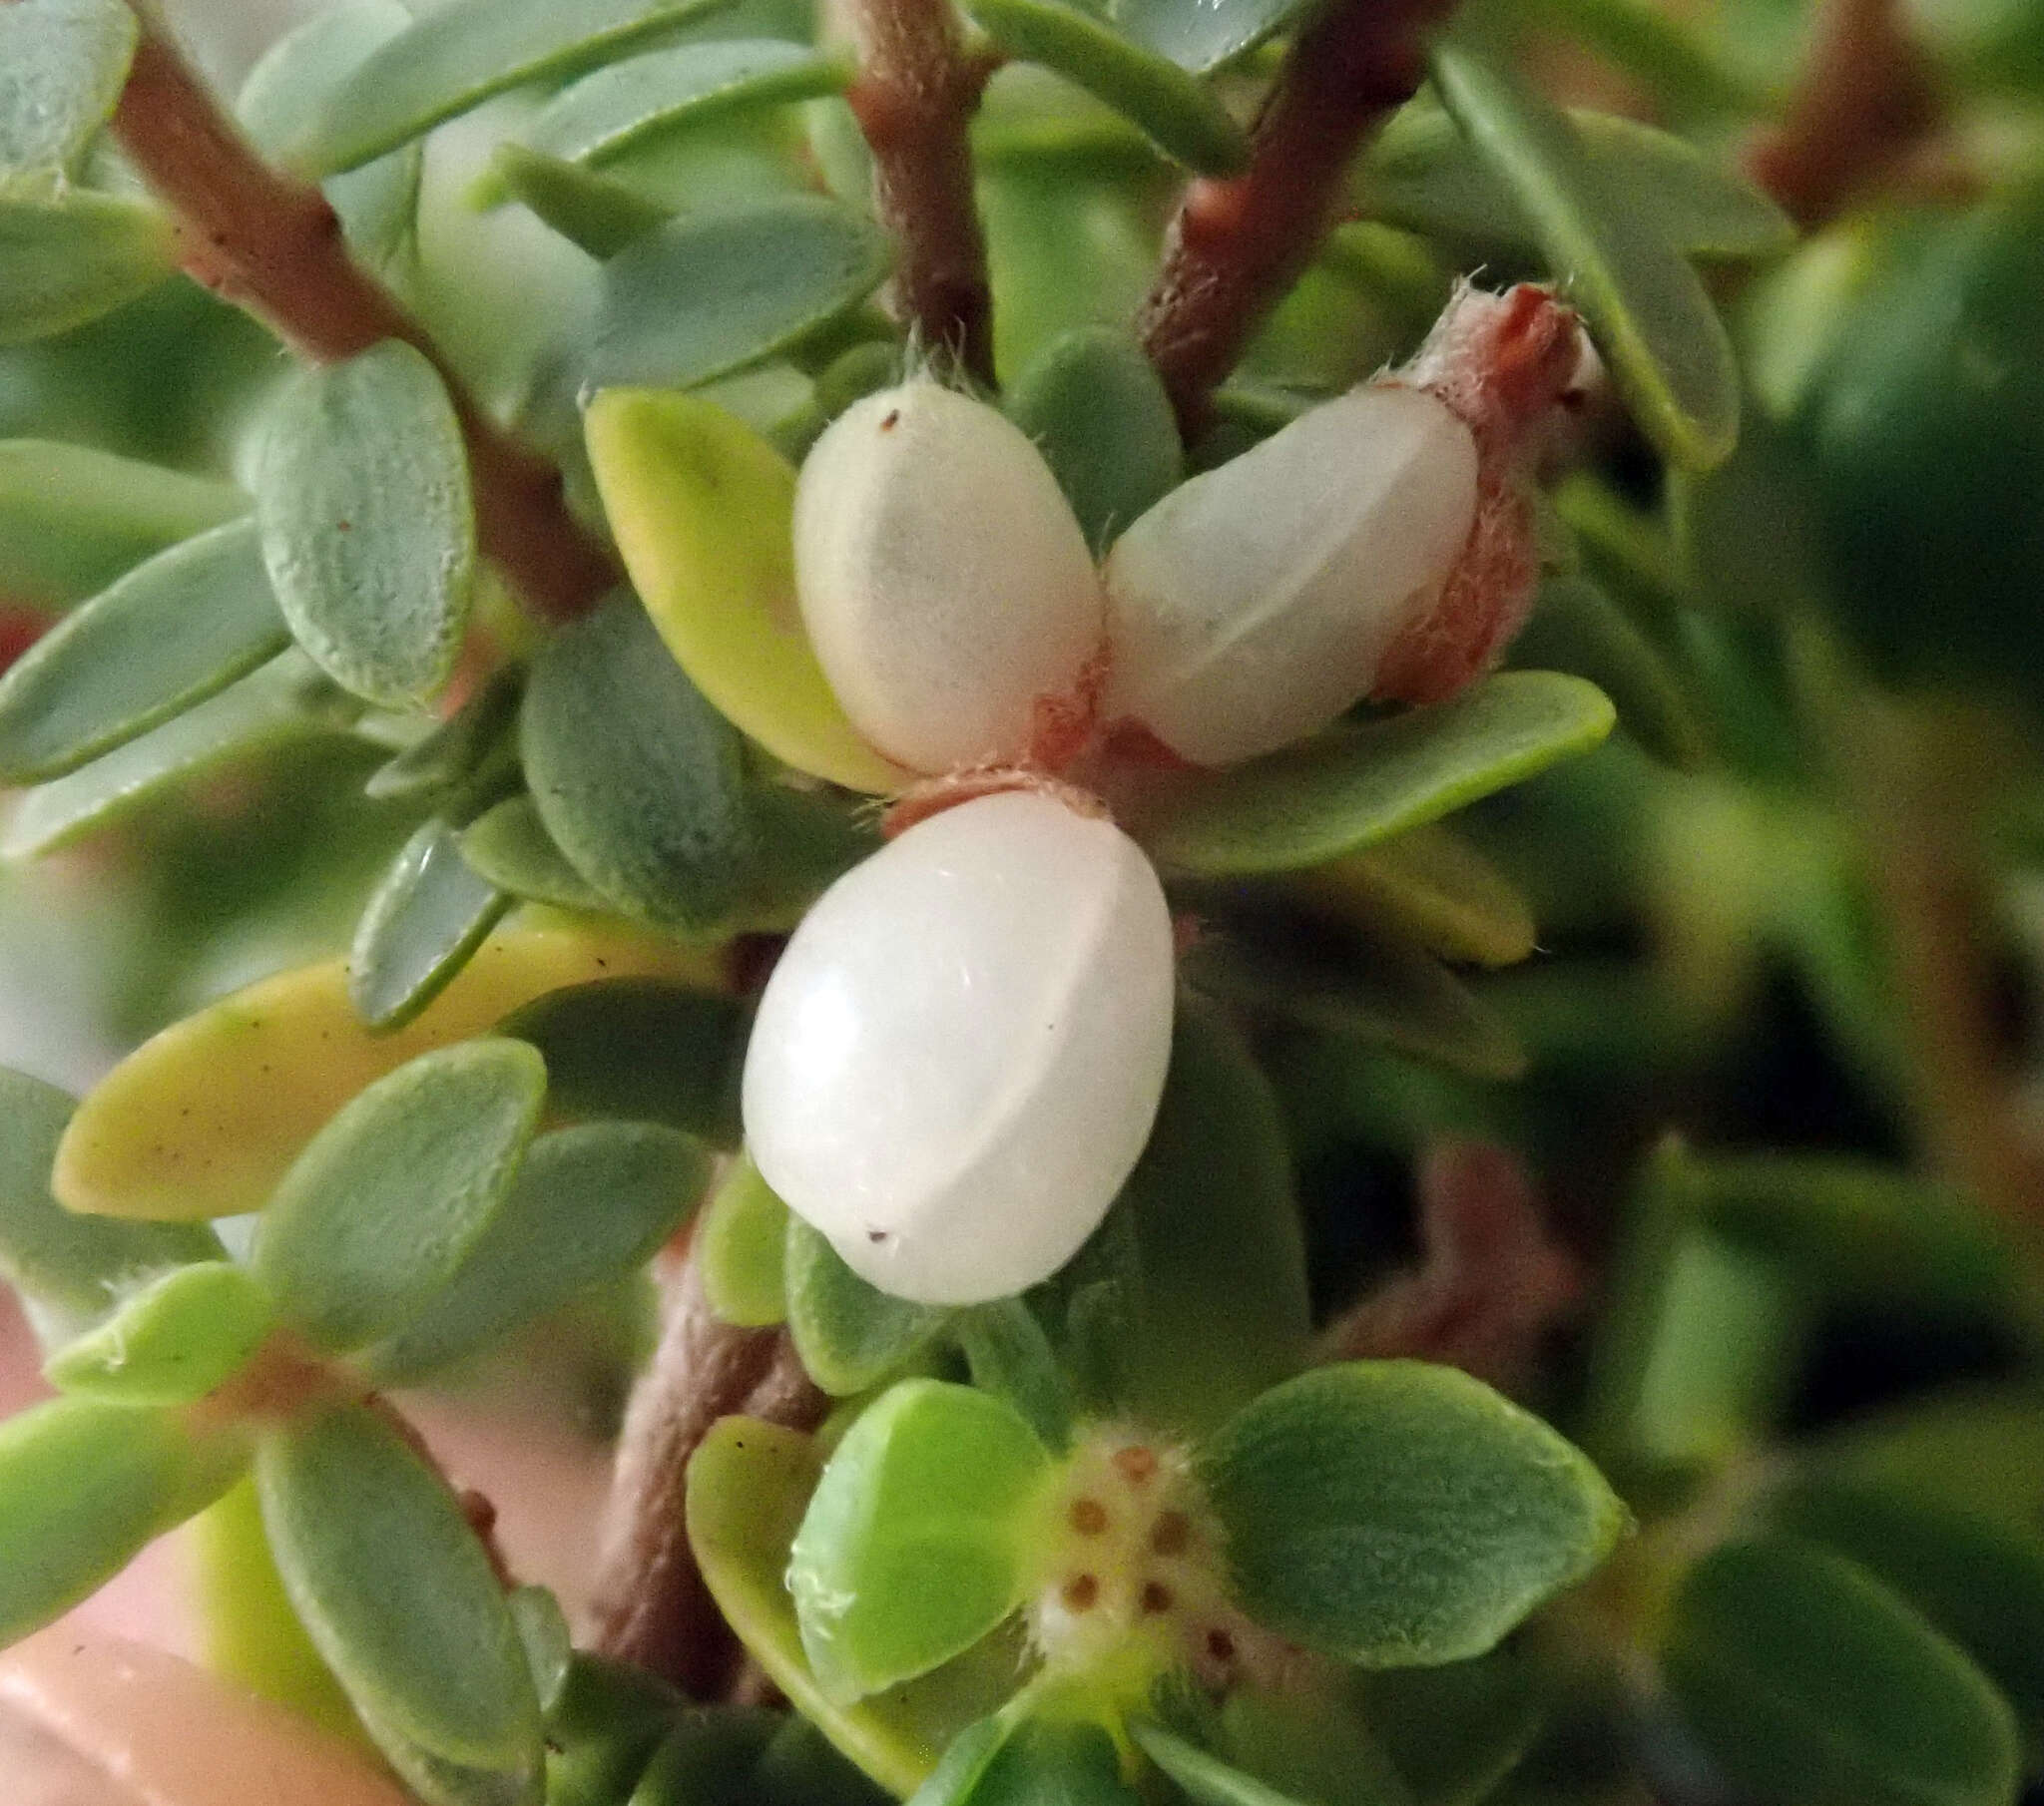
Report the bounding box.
[365,670,522,803]
[348,819,513,1036]
[458,794,611,914]
[43,1260,276,1403]
[1110,0,1312,75]
[0,0,137,173]
[0,181,175,345]
[785,1215,952,1398]
[489,143,673,259]
[699,1152,790,1327]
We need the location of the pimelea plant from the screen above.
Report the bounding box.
[1,0,2043,1802]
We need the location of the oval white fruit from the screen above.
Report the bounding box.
[742,790,1175,1304]
[792,382,1104,775]
[1102,383,1478,767]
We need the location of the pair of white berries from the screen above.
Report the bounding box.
[742,286,1580,1305]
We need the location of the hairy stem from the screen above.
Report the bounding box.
[1137,0,1453,434]
[584,1250,825,1697]
[829,0,997,384]
[110,23,618,625]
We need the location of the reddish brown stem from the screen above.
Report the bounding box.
[110,26,618,625]
[1138,0,1455,435]
[831,0,997,384]
[583,1250,826,1697]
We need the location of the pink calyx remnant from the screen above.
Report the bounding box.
[1374,282,1585,706]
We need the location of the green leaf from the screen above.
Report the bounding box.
[366,1121,708,1381]
[251,1039,547,1353]
[788,1379,1051,1700]
[1358,100,1791,262]
[256,340,475,708]
[44,1260,276,1403]
[349,819,514,1035]
[520,593,753,931]
[629,1710,784,1806]
[929,1718,1139,1806]
[256,1402,542,1772]
[293,0,741,177]
[1429,45,1741,471]
[699,1151,791,1327]
[0,0,137,173]
[506,40,851,181]
[0,1067,224,1347]
[0,181,176,345]
[367,670,523,803]
[1768,1479,2044,1738]
[1198,1362,1627,1666]
[1182,898,1527,1083]
[0,1395,249,1645]
[1217,1689,1417,1806]
[589,198,891,391]
[539,1650,686,1806]
[0,440,245,610]
[0,652,340,859]
[1135,673,1616,878]
[785,1215,952,1398]
[1110,0,1312,75]
[955,1299,1075,1454]
[508,1585,573,1716]
[497,977,750,1145]
[1004,326,1182,557]
[1065,995,1309,1436]
[1667,401,1831,617]
[688,1418,1022,1795]
[0,518,289,783]
[584,388,903,793]
[489,143,674,260]
[1352,1653,1547,1806]
[1298,823,1537,970]
[958,0,1249,174]
[458,794,611,914]
[1134,1722,1358,1806]
[1664,1535,2020,1806]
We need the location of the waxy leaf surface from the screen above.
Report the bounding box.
[0,0,137,173]
[349,819,514,1034]
[784,1216,952,1398]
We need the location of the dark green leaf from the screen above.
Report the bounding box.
[958,0,1249,174]
[589,198,890,390]
[1004,326,1182,556]
[1352,1652,1547,1806]
[252,1039,547,1353]
[1358,100,1791,261]
[1135,673,1616,878]
[787,1379,1049,1700]
[348,819,513,1035]
[510,40,851,179]
[1668,400,1831,617]
[508,1584,573,1716]
[0,181,176,345]
[496,977,750,1144]
[542,1650,684,1805]
[0,439,245,609]
[458,794,612,914]
[367,1121,707,1380]
[1182,898,1527,1082]
[256,1402,542,1772]
[1110,0,1312,75]
[256,339,475,708]
[1133,1722,1356,1806]
[1664,1535,2020,1806]
[628,1709,782,1806]
[741,786,881,930]
[292,0,741,177]
[520,593,753,931]
[924,1719,1138,1806]
[955,1299,1075,1454]
[489,144,674,259]
[1430,45,1741,471]
[0,1396,249,1644]
[1768,1479,2044,1737]
[1217,1689,1416,1806]
[43,1261,276,1403]
[699,1151,791,1327]
[0,519,288,783]
[0,1067,224,1348]
[366,670,523,803]
[1199,1362,1627,1666]
[785,1215,952,1398]
[0,0,137,173]
[0,652,343,859]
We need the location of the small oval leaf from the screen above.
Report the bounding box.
[520,592,753,931]
[52,920,712,1221]
[366,1121,709,1381]
[585,388,904,793]
[0,0,138,173]
[1429,46,1741,471]
[700,1153,791,1327]
[1134,672,1616,877]
[1199,1362,1627,1666]
[489,143,673,260]
[43,1260,276,1403]
[256,1402,542,1772]
[959,0,1249,174]
[0,518,289,783]
[348,819,514,1035]
[252,1039,546,1352]
[589,198,891,391]
[784,1215,952,1398]
[1299,822,1537,970]
[0,184,176,346]
[458,794,612,914]
[256,340,475,708]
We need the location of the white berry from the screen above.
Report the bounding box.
[741,790,1175,1304]
[793,382,1105,775]
[1101,384,1478,767]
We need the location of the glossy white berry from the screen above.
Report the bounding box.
[1101,384,1478,767]
[793,382,1105,775]
[742,790,1175,1304]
